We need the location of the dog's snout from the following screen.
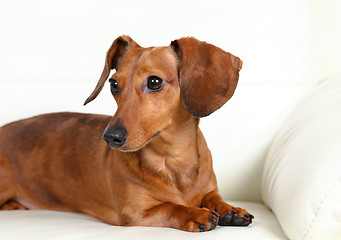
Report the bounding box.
[103,127,127,148]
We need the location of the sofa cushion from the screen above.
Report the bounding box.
[0,201,287,240]
[262,76,341,240]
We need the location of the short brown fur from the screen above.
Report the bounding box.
[0,36,253,232]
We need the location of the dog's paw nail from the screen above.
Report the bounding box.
[241,220,251,226]
[209,216,218,223]
[231,210,238,216]
[208,223,216,231]
[232,217,244,226]
[198,224,207,232]
[211,211,220,218]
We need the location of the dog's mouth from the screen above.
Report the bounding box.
[151,131,160,139]
[119,131,161,152]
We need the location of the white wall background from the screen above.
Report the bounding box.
[318,0,341,80]
[1,0,339,86]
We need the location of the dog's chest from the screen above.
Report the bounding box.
[134,165,209,208]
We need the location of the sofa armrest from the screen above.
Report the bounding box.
[262,76,341,240]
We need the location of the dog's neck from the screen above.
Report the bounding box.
[138,115,202,191]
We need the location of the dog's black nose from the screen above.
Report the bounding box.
[103,127,127,148]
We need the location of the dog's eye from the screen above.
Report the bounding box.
[109,78,120,95]
[147,76,163,92]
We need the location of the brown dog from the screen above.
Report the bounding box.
[0,36,253,232]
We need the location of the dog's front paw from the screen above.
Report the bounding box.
[215,204,254,226]
[184,209,219,232]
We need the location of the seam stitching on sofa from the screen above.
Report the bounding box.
[302,177,341,240]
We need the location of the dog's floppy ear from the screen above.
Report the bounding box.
[84,35,140,105]
[170,37,242,117]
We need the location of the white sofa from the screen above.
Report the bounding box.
[1,1,341,239]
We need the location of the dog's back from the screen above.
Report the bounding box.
[0,112,113,211]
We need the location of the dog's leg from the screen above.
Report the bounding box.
[0,184,25,210]
[0,150,23,210]
[0,200,27,210]
[142,203,219,232]
[0,184,22,210]
[202,191,254,226]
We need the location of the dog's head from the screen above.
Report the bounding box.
[84,35,242,151]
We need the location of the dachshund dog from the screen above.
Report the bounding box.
[0,36,253,232]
